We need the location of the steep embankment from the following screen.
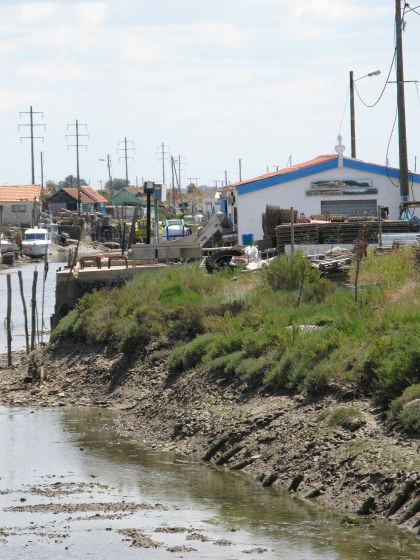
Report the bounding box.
[1,338,420,535]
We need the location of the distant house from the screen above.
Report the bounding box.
[110,187,142,206]
[0,184,42,228]
[47,186,107,215]
[80,186,108,213]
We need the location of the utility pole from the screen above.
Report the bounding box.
[118,138,135,187]
[225,170,228,186]
[40,152,44,210]
[350,71,356,158]
[395,0,409,201]
[239,158,242,182]
[157,143,170,185]
[187,177,200,187]
[19,106,45,184]
[171,156,183,203]
[174,155,186,193]
[66,119,88,216]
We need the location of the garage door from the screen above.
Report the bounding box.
[321,199,377,217]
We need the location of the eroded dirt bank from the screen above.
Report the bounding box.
[1,342,420,535]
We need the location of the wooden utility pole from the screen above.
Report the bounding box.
[350,71,356,158]
[19,106,45,184]
[67,120,88,215]
[396,0,409,201]
[118,138,135,187]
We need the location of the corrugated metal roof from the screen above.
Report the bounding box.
[0,184,42,202]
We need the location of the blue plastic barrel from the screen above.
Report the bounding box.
[241,233,254,246]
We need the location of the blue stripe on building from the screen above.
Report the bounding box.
[236,157,420,196]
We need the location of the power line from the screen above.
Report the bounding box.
[66,119,88,216]
[354,50,396,109]
[19,106,45,184]
[118,138,135,187]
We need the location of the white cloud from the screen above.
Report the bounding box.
[17,2,59,25]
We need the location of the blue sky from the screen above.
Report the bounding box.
[0,1,419,189]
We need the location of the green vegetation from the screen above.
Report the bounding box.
[389,384,420,434]
[328,407,363,430]
[51,249,420,409]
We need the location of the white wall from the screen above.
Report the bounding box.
[0,202,34,227]
[237,166,420,240]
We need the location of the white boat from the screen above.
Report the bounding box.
[22,227,51,257]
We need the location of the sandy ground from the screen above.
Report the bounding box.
[1,342,420,536]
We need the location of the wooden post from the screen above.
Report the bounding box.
[355,238,360,303]
[18,270,29,354]
[290,206,295,255]
[41,255,48,344]
[6,274,12,366]
[31,268,38,351]
[378,205,383,248]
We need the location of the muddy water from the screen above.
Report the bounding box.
[0,406,419,559]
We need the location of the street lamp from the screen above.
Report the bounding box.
[99,155,112,199]
[350,69,381,158]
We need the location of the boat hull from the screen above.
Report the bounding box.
[22,242,51,257]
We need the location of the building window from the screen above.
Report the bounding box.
[11,204,26,212]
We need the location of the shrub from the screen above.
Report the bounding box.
[328,407,363,429]
[389,384,420,435]
[263,252,317,291]
[50,308,79,343]
[397,401,420,434]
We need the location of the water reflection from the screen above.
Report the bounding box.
[60,408,420,560]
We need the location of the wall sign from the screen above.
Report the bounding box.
[306,179,377,196]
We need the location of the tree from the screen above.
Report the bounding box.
[58,175,88,190]
[97,189,110,200]
[46,180,59,192]
[105,178,129,192]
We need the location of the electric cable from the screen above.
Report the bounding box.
[354,50,396,108]
[337,83,350,138]
[385,108,400,188]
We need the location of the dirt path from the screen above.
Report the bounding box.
[1,342,420,535]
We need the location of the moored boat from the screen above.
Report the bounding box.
[0,233,19,254]
[21,227,51,257]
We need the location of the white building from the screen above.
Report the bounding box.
[226,153,420,241]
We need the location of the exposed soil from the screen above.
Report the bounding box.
[1,342,420,536]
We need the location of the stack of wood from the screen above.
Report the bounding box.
[310,254,353,282]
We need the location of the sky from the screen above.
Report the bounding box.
[0,0,420,190]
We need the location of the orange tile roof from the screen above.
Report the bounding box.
[81,185,108,203]
[0,184,42,202]
[225,155,338,191]
[61,188,96,203]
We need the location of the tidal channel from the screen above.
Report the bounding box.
[0,406,419,559]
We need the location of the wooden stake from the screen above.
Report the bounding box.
[6,274,12,366]
[290,206,295,255]
[355,238,360,303]
[31,268,38,351]
[18,270,29,354]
